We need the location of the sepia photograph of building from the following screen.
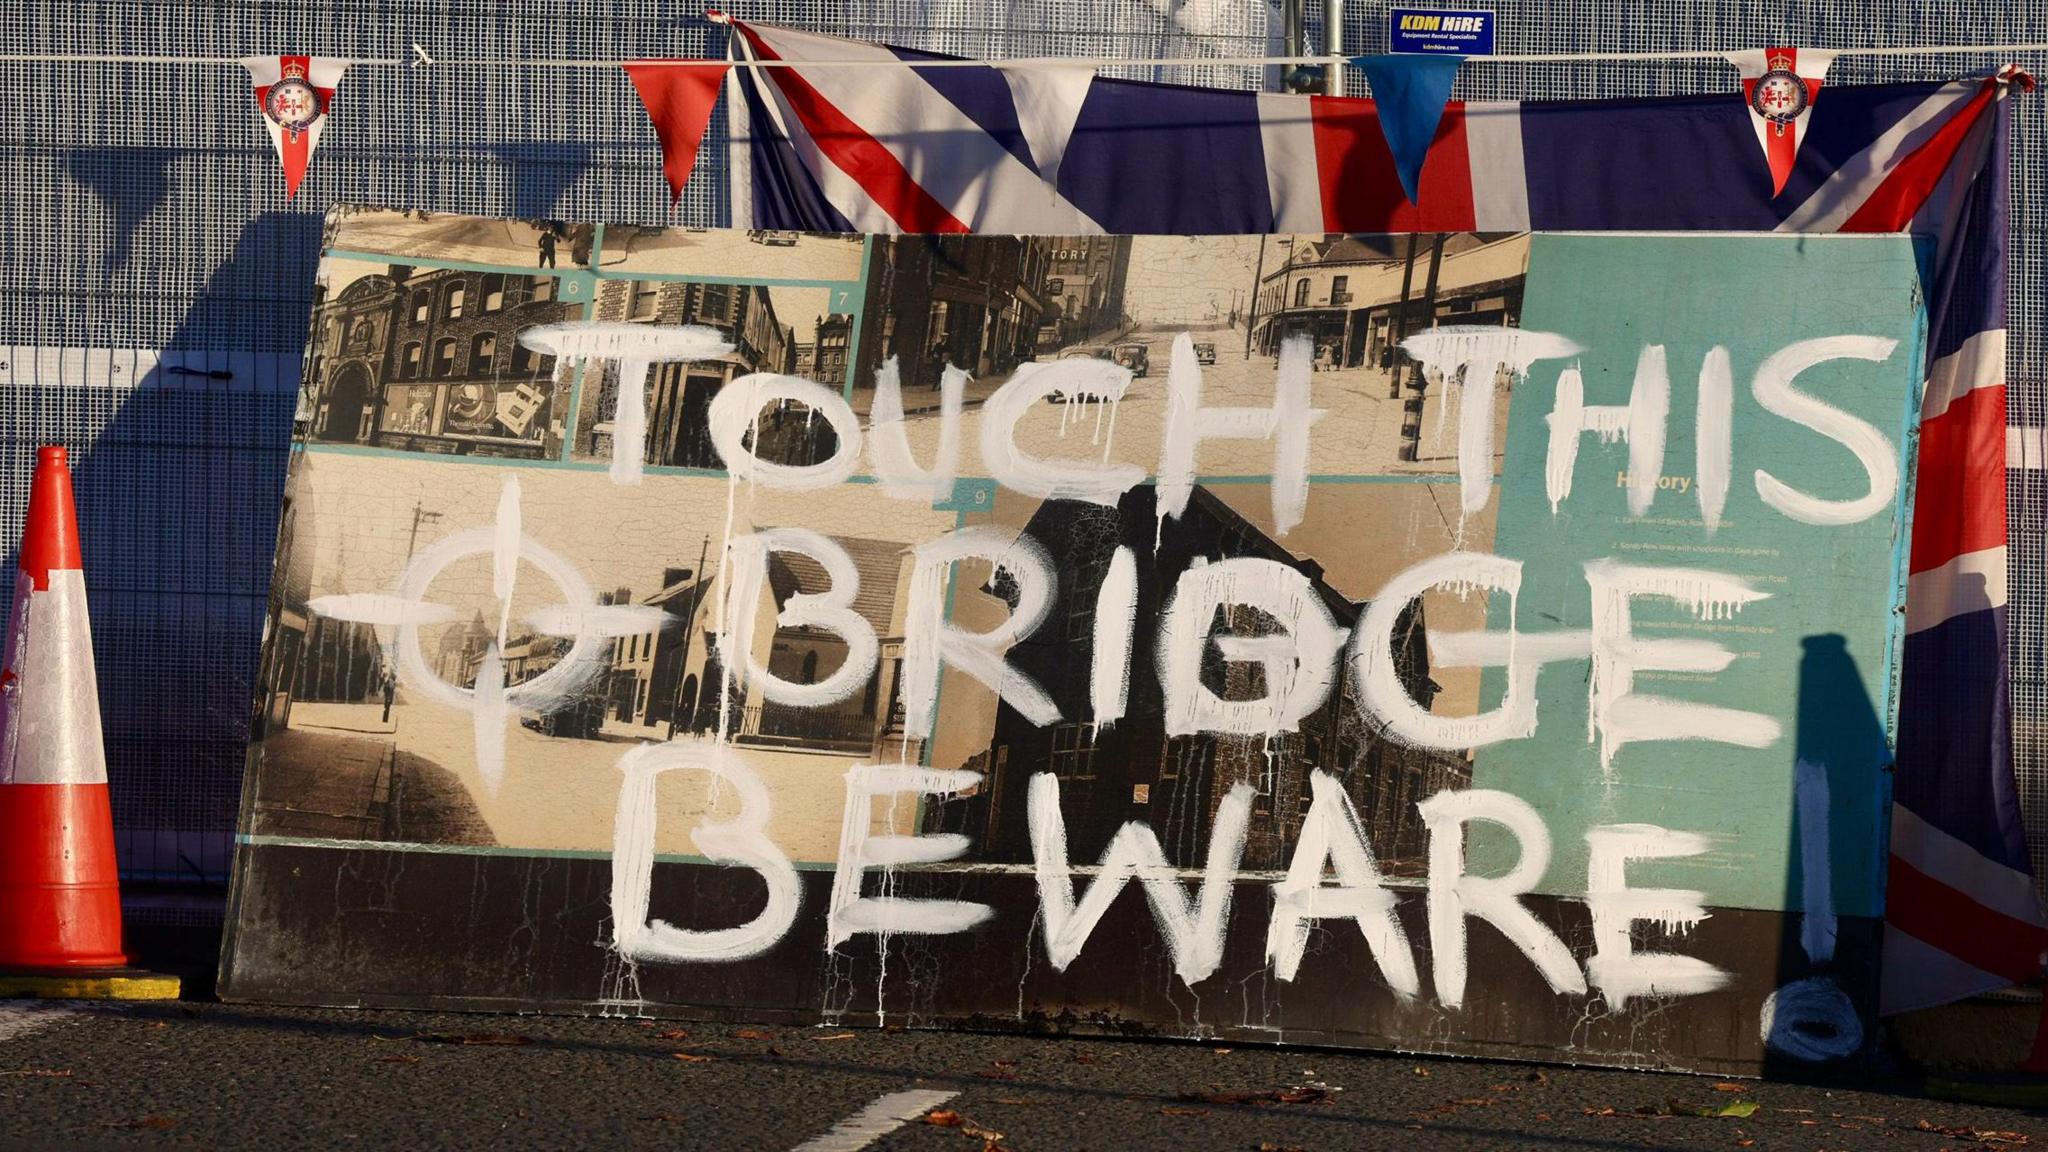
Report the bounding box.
[569,279,842,470]
[1251,233,1528,368]
[851,234,1075,405]
[301,260,582,459]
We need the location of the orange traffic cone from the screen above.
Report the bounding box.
[0,447,174,997]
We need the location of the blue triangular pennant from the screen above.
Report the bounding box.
[1350,54,1465,204]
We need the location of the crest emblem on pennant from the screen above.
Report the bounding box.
[1748,52,1809,130]
[262,61,325,141]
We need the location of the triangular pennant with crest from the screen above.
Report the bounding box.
[1727,46,1834,198]
[242,55,348,199]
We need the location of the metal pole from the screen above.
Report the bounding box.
[1397,234,1447,463]
[1325,0,1344,95]
[1245,234,1267,360]
[1390,234,1418,398]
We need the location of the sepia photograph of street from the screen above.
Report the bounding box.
[325,206,598,269]
[844,231,1527,481]
[248,453,960,864]
[597,225,867,282]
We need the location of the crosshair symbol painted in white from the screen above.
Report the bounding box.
[309,476,667,795]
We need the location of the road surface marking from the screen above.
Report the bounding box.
[790,1088,960,1152]
[0,1003,73,1044]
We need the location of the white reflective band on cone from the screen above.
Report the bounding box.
[0,569,107,785]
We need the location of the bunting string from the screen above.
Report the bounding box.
[1,42,2046,70]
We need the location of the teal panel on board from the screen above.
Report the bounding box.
[1472,233,1926,919]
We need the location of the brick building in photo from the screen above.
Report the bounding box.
[575,278,821,469]
[1252,233,1528,367]
[853,235,1063,398]
[306,265,579,459]
[1040,236,1134,351]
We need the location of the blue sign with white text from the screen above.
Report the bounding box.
[1388,7,1495,54]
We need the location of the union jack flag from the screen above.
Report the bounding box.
[723,19,2041,1014]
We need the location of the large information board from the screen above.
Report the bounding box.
[221,212,1924,1074]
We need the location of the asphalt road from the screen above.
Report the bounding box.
[0,1001,2042,1151]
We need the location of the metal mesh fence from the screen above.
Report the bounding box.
[0,0,2042,912]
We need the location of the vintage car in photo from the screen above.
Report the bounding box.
[1113,341,1149,376]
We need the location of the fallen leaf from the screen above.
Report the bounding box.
[1073,1052,1098,1065]
[1737,1141,1755,1148]
[1214,1047,1233,1055]
[1536,1113,1552,1121]
[409,1032,532,1046]
[1585,1107,1619,1117]
[1256,1144,1306,1152]
[1412,1066,1431,1077]
[377,1055,421,1065]
[1278,1086,1333,1105]
[1160,1107,1209,1117]
[1717,1101,1761,1118]
[735,1029,771,1040]
[655,1030,690,1041]
[1713,1083,1745,1092]
[813,1032,857,1042]
[670,1052,715,1063]
[926,1110,965,1127]
[962,1121,1006,1146]
[1658,1098,1761,1119]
